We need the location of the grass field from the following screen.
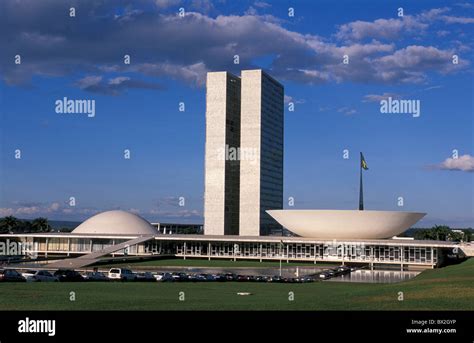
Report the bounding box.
[0,259,472,310]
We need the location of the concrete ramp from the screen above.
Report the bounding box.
[46,235,154,269]
[459,243,474,257]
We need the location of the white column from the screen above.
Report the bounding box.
[314,244,317,264]
[400,246,404,271]
[45,237,49,258]
[370,246,374,270]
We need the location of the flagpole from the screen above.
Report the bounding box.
[359,153,364,211]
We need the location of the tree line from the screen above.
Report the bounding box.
[411,225,472,242]
[0,216,52,234]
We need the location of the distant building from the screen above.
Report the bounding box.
[151,222,203,235]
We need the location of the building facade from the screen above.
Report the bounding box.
[204,72,241,235]
[240,70,284,236]
[204,70,284,236]
[0,232,461,270]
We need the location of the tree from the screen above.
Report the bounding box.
[30,217,52,233]
[463,229,473,242]
[0,216,21,233]
[431,225,451,241]
[413,225,465,242]
[18,220,32,233]
[447,231,464,242]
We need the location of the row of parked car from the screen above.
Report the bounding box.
[87,268,316,283]
[0,268,317,283]
[318,265,353,280]
[154,272,315,283]
[0,266,354,283]
[0,269,88,282]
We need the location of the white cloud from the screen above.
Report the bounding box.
[336,17,428,41]
[254,1,271,9]
[0,202,99,218]
[1,3,471,87]
[0,208,15,216]
[438,154,474,172]
[108,76,130,85]
[373,45,466,82]
[363,93,401,103]
[338,107,357,115]
[155,0,181,9]
[132,61,208,86]
[76,75,102,89]
[76,75,163,95]
[336,7,474,42]
[49,202,60,211]
[16,206,41,215]
[441,15,474,24]
[284,95,305,104]
[455,2,474,9]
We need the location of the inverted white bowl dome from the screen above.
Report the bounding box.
[267,210,426,239]
[72,210,157,235]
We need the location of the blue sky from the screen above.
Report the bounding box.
[0,0,473,227]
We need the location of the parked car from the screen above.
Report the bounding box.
[299,276,314,283]
[269,276,282,283]
[186,274,198,282]
[83,271,108,282]
[22,270,41,282]
[169,272,188,281]
[107,268,136,281]
[136,272,155,282]
[214,274,227,282]
[54,269,84,282]
[205,274,216,281]
[336,266,351,275]
[154,272,173,282]
[224,273,236,281]
[0,269,26,282]
[22,270,58,282]
[195,274,209,282]
[318,271,331,280]
[236,275,252,282]
[282,277,297,283]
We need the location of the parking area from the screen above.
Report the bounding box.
[0,265,355,284]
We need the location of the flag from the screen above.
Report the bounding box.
[360,152,369,170]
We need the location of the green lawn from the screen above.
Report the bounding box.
[0,259,472,311]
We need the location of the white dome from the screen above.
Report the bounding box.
[72,210,157,235]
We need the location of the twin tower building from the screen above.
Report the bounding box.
[204,70,284,236]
